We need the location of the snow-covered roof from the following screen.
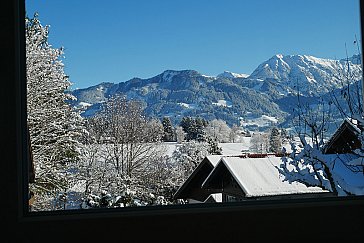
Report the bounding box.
[173,155,224,200]
[205,155,224,167]
[203,156,326,197]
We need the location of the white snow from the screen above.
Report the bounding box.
[204,193,222,202]
[163,139,294,157]
[241,115,278,128]
[321,153,364,195]
[219,142,251,155]
[217,71,249,79]
[212,100,232,108]
[163,142,179,157]
[178,102,197,109]
[261,115,278,123]
[78,102,92,107]
[201,74,216,79]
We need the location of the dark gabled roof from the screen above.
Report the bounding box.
[323,118,362,154]
[173,155,222,201]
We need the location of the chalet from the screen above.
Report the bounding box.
[174,154,330,203]
[201,156,329,202]
[173,155,222,203]
[323,118,363,154]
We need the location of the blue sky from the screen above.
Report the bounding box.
[26,0,361,89]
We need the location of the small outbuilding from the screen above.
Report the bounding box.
[323,118,363,154]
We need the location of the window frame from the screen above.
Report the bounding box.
[3,0,364,241]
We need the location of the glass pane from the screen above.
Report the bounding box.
[25,0,363,212]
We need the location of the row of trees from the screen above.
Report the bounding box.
[249,127,290,153]
[162,116,246,144]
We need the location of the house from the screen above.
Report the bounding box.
[173,155,222,203]
[174,155,330,203]
[201,156,329,202]
[323,118,363,154]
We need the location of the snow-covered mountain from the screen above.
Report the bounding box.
[242,54,362,97]
[70,54,362,131]
[70,69,284,126]
[217,71,249,79]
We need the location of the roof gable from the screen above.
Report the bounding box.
[173,155,223,200]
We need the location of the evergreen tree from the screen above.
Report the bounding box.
[180,116,193,140]
[26,14,85,210]
[162,117,175,142]
[206,137,222,155]
[269,127,282,153]
[195,117,208,142]
[180,116,208,141]
[280,128,289,143]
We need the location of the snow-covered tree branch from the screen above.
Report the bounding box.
[280,48,364,196]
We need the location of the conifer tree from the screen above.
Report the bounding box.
[269,127,282,153]
[180,116,208,141]
[162,117,175,142]
[26,14,84,210]
[180,116,194,141]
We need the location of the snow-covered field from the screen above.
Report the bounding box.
[163,141,251,157]
[212,100,233,108]
[162,137,293,157]
[240,114,279,128]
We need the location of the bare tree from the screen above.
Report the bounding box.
[94,95,165,177]
[249,132,269,153]
[77,95,178,207]
[205,119,231,143]
[229,124,241,143]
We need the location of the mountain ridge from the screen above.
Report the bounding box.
[70,54,362,131]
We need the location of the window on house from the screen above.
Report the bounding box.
[24,0,364,213]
